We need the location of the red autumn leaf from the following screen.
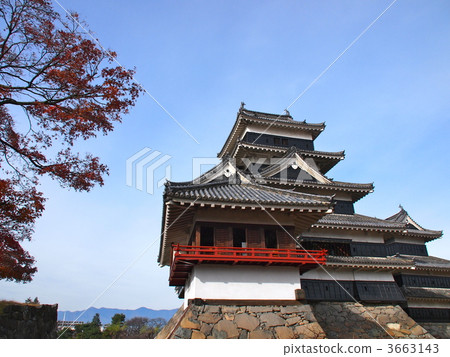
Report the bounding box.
[0,0,142,282]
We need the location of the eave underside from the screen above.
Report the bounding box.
[159,201,330,266]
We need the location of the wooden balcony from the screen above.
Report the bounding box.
[169,244,327,286]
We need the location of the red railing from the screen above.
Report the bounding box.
[169,244,327,286]
[171,244,327,265]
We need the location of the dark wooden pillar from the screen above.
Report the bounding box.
[247,227,262,248]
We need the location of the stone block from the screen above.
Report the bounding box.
[191,330,206,339]
[211,329,228,339]
[200,323,212,336]
[384,308,396,315]
[174,327,192,339]
[377,314,390,325]
[280,306,301,314]
[286,316,301,326]
[204,306,221,314]
[387,323,400,331]
[239,330,248,339]
[234,313,259,332]
[404,317,417,328]
[180,312,200,329]
[214,320,239,339]
[303,312,316,322]
[224,313,234,321]
[247,306,274,313]
[307,322,324,335]
[249,329,273,339]
[410,325,425,336]
[222,306,238,314]
[198,313,221,324]
[295,324,316,338]
[260,313,286,327]
[275,326,294,339]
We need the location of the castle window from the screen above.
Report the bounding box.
[233,228,246,248]
[200,226,214,246]
[273,137,281,146]
[264,229,277,249]
[282,138,288,146]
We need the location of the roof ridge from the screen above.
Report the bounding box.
[167,172,334,203]
[240,111,325,127]
[235,141,345,157]
[242,179,334,202]
[385,205,437,232]
[166,177,238,190]
[260,177,374,189]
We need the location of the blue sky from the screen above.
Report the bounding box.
[1,0,449,311]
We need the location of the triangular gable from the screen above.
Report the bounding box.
[386,205,424,231]
[193,158,250,185]
[260,153,331,184]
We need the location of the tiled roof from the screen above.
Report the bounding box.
[314,213,404,230]
[386,206,410,223]
[260,178,374,191]
[234,141,345,160]
[326,255,414,267]
[165,178,333,207]
[326,255,450,272]
[240,108,294,122]
[404,255,450,271]
[240,108,325,129]
[385,206,442,238]
[313,213,442,239]
[401,287,450,301]
[218,106,325,158]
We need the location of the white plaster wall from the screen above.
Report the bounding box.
[301,268,354,280]
[183,265,300,307]
[301,268,394,282]
[388,237,426,244]
[353,270,394,281]
[305,229,385,243]
[333,193,354,201]
[243,126,313,141]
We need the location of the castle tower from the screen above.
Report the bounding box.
[158,105,448,338]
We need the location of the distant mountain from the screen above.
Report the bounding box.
[58,307,178,324]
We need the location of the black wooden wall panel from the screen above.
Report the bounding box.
[395,274,450,288]
[243,132,314,151]
[302,279,355,301]
[355,281,406,302]
[386,243,428,256]
[350,242,387,257]
[406,308,450,323]
[334,200,355,215]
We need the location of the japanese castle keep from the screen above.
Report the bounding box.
[157,104,449,339]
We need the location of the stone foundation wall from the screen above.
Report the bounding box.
[312,302,433,339]
[0,302,58,339]
[162,302,325,339]
[159,301,444,339]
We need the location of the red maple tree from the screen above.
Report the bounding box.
[0,0,141,282]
